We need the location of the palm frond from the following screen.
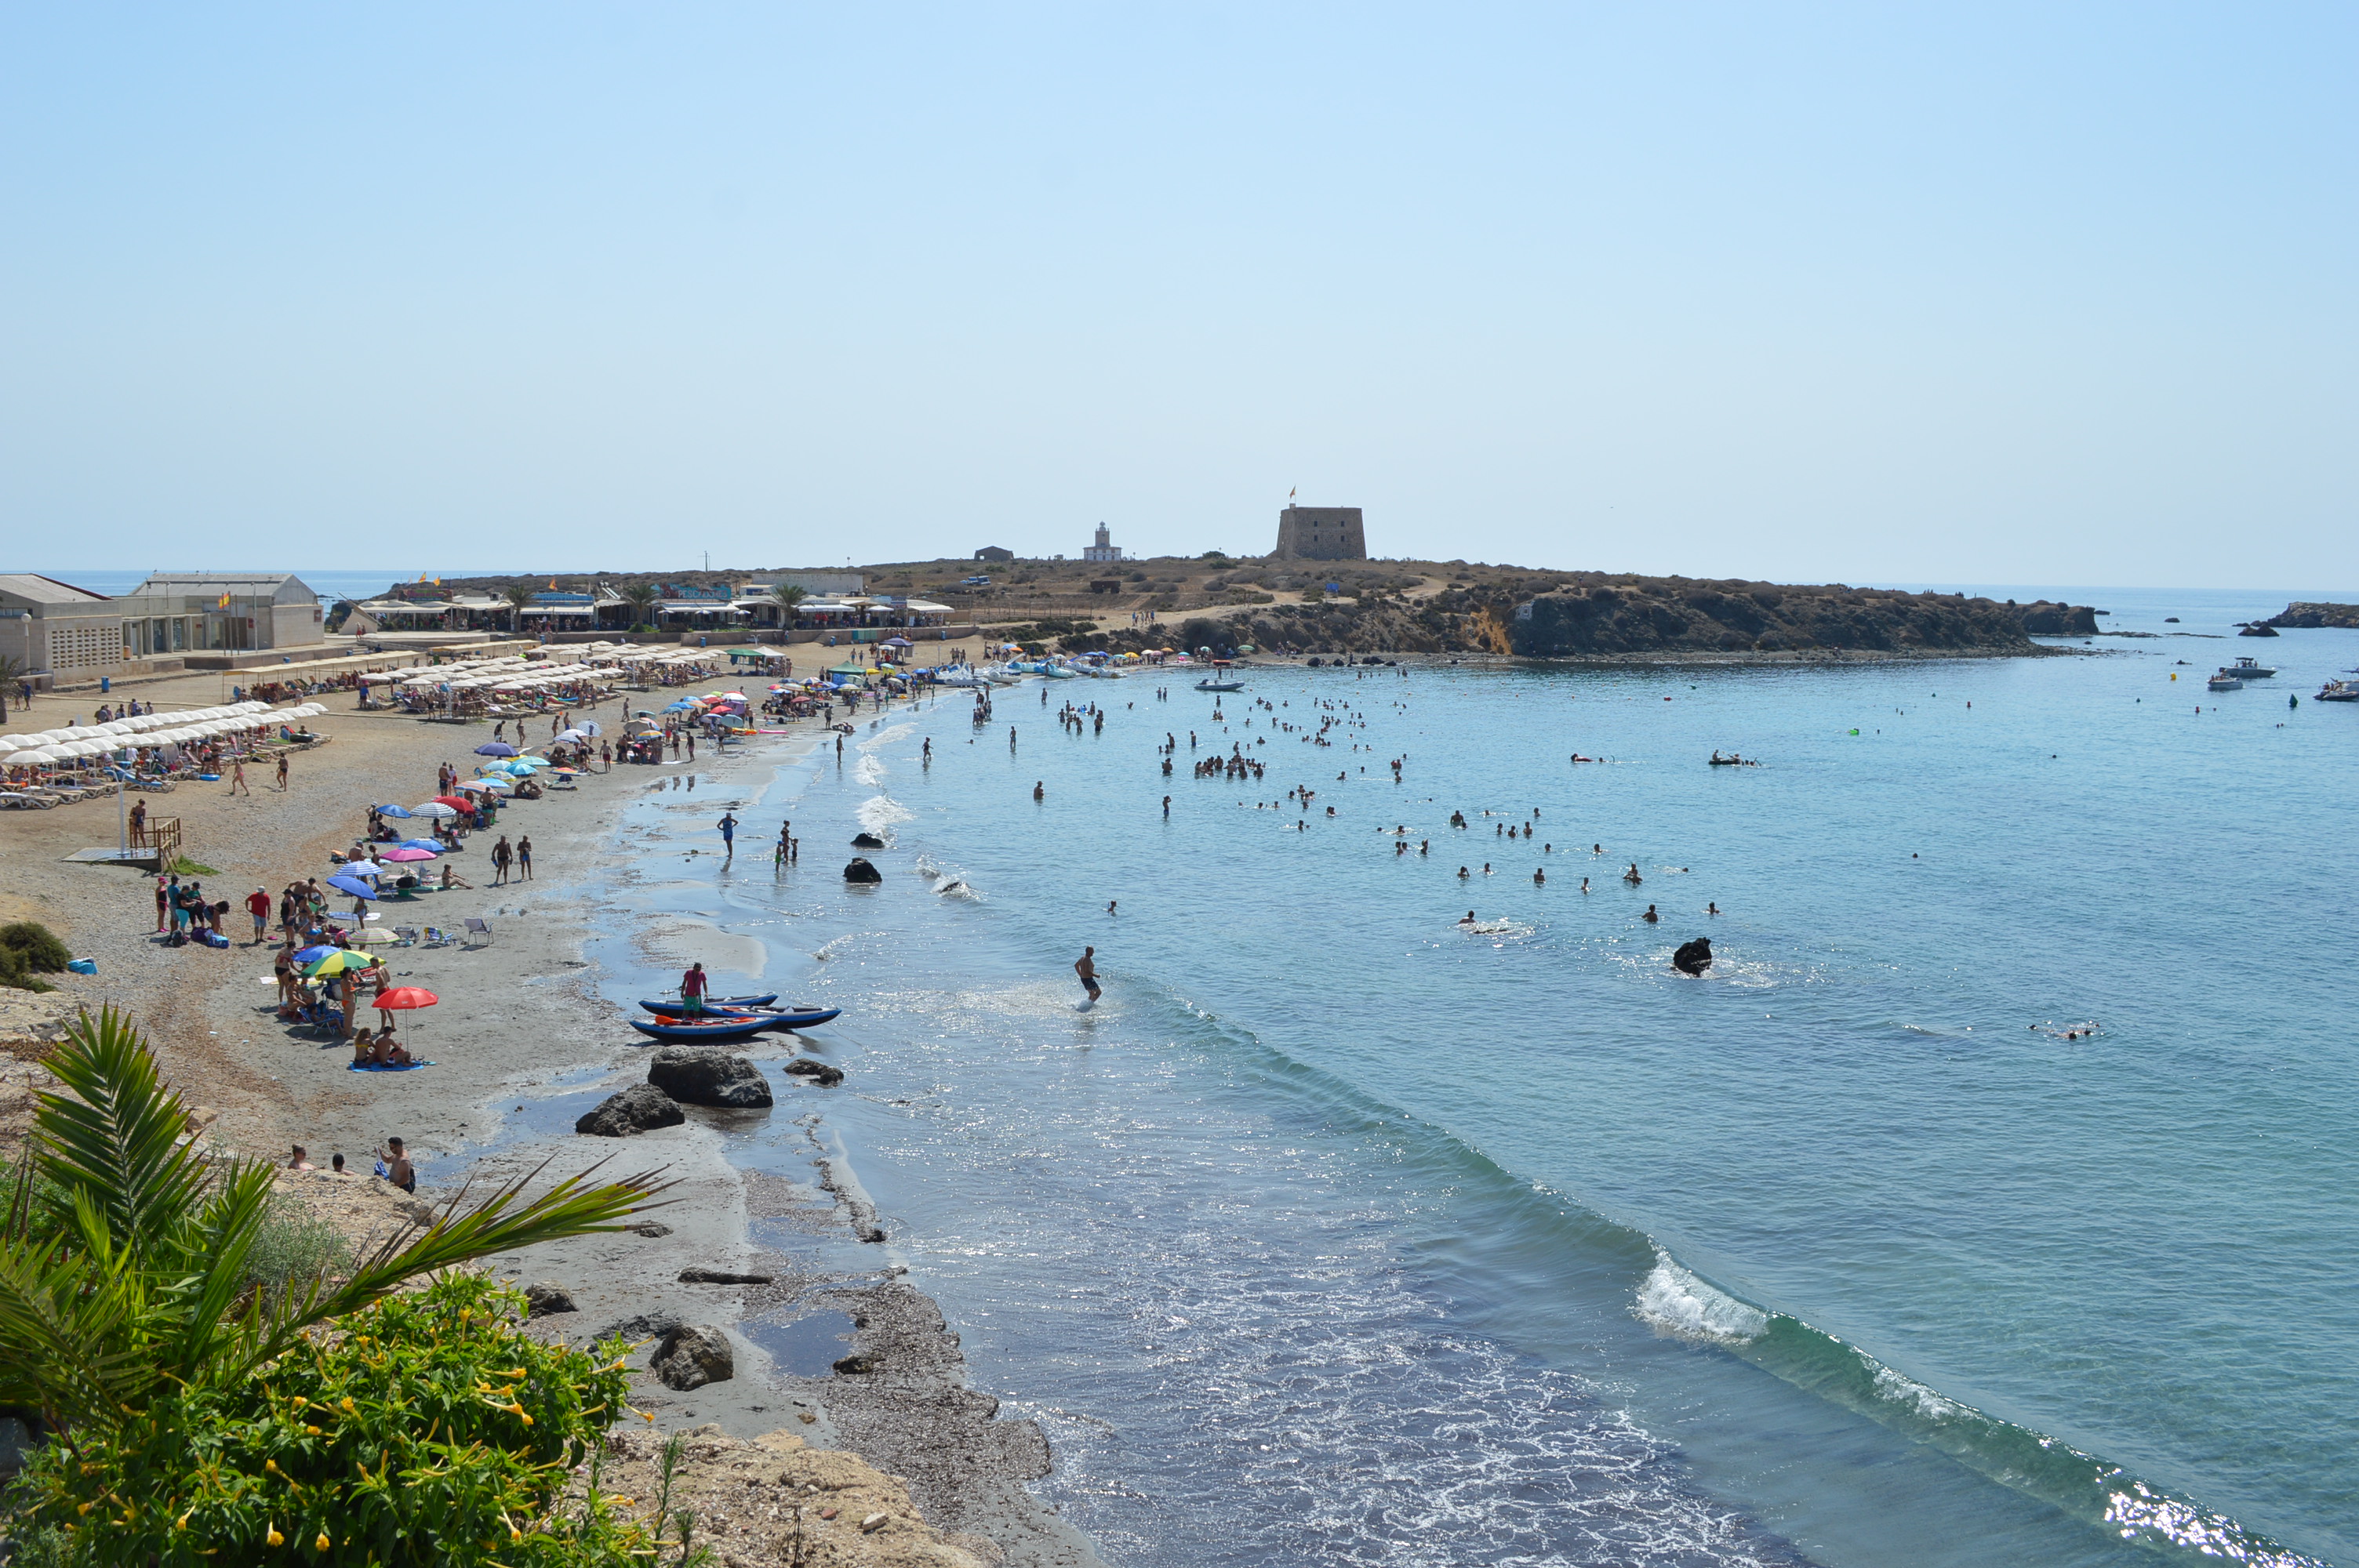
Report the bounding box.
[32,1006,209,1250]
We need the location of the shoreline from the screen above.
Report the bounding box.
[0,675,1102,1567]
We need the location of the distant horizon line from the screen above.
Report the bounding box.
[12,565,2352,601]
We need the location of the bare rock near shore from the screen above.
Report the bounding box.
[646,1047,773,1109]
[785,1056,845,1087]
[594,1310,682,1344]
[523,1282,577,1318]
[678,1266,776,1285]
[582,1426,991,1568]
[851,831,887,848]
[624,1219,674,1238]
[575,1083,685,1138]
[652,1323,735,1391]
[844,856,883,884]
[1672,937,1714,975]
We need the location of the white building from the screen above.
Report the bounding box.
[1083,523,1123,563]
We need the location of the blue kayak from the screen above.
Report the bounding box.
[627,1006,841,1042]
[637,993,778,1015]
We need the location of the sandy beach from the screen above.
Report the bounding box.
[0,664,1099,1568]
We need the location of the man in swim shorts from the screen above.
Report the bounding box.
[1075,947,1101,1001]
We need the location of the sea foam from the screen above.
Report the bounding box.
[1634,1249,1769,1345]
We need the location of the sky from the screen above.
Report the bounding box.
[1,3,2352,590]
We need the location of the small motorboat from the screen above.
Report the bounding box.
[2316,679,2359,702]
[1707,753,1757,766]
[2208,671,2244,691]
[638,993,777,1015]
[2227,655,2277,678]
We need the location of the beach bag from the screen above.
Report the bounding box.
[199,930,230,949]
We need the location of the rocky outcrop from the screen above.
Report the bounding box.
[2265,601,2359,629]
[785,1056,845,1087]
[646,1047,773,1109]
[844,857,883,884]
[851,831,887,848]
[678,1266,776,1285]
[652,1323,735,1391]
[1509,583,2080,656]
[2237,622,2280,637]
[574,1083,685,1138]
[522,1282,576,1318]
[1672,938,1714,975]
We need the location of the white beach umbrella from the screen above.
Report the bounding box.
[8,749,60,766]
[0,735,31,750]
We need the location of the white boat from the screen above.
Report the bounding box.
[2227,655,2277,678]
[2317,679,2359,702]
[2207,672,2243,691]
[932,668,993,688]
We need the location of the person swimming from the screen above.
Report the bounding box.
[1457,866,1470,878]
[1707,902,1721,915]
[1624,863,1643,884]
[1642,904,1659,923]
[1459,910,1478,924]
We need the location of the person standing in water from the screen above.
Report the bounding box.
[680,960,710,1014]
[1075,946,1102,1003]
[718,811,739,855]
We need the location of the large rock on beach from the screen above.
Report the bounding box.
[647,1047,773,1109]
[1672,938,1714,975]
[850,831,886,848]
[652,1323,736,1391]
[842,857,882,884]
[574,1083,686,1138]
[523,1282,576,1318]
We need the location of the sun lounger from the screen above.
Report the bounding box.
[0,792,53,810]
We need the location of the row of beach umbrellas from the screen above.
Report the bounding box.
[0,702,326,770]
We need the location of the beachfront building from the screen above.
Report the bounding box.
[1083,524,1123,563]
[123,572,328,655]
[1270,506,1367,561]
[973,546,1015,563]
[0,574,140,682]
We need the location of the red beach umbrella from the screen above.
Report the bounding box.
[433,795,473,811]
[375,987,438,1010]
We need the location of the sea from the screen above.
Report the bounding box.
[35,569,463,604]
[533,584,2359,1565]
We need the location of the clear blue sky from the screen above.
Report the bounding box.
[2,4,2351,588]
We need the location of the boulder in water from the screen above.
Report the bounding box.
[1672,937,1713,975]
[850,831,886,848]
[784,1057,844,1087]
[575,1083,685,1138]
[843,857,882,884]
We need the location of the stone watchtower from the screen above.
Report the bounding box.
[1270,505,1366,561]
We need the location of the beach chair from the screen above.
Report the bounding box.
[462,917,493,946]
[421,926,455,947]
[391,927,420,947]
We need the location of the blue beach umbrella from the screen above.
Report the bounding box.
[291,944,340,964]
[664,699,698,712]
[474,742,520,757]
[373,803,414,818]
[326,874,378,900]
[398,838,444,853]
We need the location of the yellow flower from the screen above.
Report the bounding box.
[265,1461,278,1473]
[341,1398,357,1414]
[317,1532,331,1551]
[77,1502,94,1516]
[292,1397,308,1410]
[177,1512,192,1530]
[305,1425,322,1436]
[267,1524,284,1546]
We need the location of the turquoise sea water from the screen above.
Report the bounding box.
[596,586,2357,1566]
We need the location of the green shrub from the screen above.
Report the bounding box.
[0,921,71,972]
[6,1273,653,1566]
[0,946,56,991]
[239,1197,353,1296]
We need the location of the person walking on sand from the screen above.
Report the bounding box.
[680,960,710,1015]
[245,886,271,945]
[227,759,249,796]
[276,752,289,790]
[515,835,533,880]
[1075,946,1102,1003]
